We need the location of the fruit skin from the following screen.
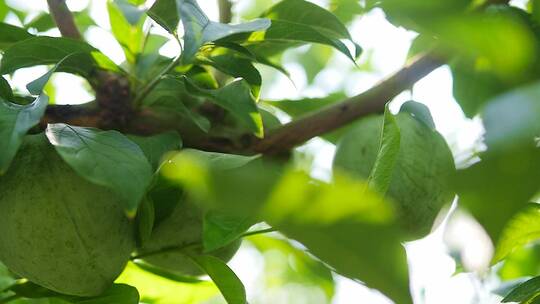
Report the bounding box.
[333,114,455,239]
[0,134,135,296]
[138,197,241,276]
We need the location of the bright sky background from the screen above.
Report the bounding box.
[2,0,530,303]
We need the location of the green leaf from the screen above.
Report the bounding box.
[126,0,146,6]
[380,0,472,30]
[0,262,15,292]
[147,0,178,34]
[265,0,350,38]
[203,211,255,252]
[160,149,280,216]
[498,245,540,280]
[108,0,145,63]
[0,94,48,173]
[10,281,59,299]
[69,284,139,304]
[0,1,8,21]
[434,8,538,76]
[503,276,540,303]
[182,149,259,170]
[216,41,291,77]
[183,77,264,137]
[45,124,153,214]
[455,82,540,242]
[142,76,212,132]
[114,0,145,25]
[127,131,182,170]
[0,76,13,100]
[450,57,508,118]
[0,37,118,75]
[265,92,347,117]
[178,0,271,62]
[262,170,412,304]
[132,260,207,283]
[135,197,155,247]
[7,282,139,304]
[26,53,93,95]
[146,174,183,226]
[199,52,262,97]
[0,22,33,50]
[495,204,540,263]
[190,255,246,304]
[116,262,219,303]
[330,0,365,24]
[367,106,400,195]
[244,20,356,62]
[493,278,532,298]
[399,100,436,129]
[249,235,335,298]
[454,151,540,244]
[160,152,411,303]
[25,11,96,34]
[261,0,361,59]
[483,81,540,152]
[226,0,361,61]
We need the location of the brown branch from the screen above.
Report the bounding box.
[38,0,509,156]
[250,0,510,155]
[46,0,82,40]
[41,103,100,129]
[253,52,445,154]
[38,52,445,155]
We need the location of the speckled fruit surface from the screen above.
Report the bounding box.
[0,134,135,296]
[334,114,455,239]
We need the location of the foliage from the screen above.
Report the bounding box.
[0,0,539,303]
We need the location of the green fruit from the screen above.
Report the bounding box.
[138,197,241,276]
[333,114,455,238]
[0,134,135,296]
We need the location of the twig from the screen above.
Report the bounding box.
[130,242,200,260]
[46,0,82,40]
[133,34,183,106]
[241,227,277,237]
[253,52,444,154]
[132,55,182,106]
[218,0,233,23]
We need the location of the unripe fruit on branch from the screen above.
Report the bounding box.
[333,114,455,239]
[0,134,135,296]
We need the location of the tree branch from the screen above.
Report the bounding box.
[46,0,82,40]
[38,0,509,156]
[250,0,509,155]
[253,52,444,154]
[218,0,233,23]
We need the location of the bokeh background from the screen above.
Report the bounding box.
[1,0,534,303]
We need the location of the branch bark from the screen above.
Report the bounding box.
[40,0,508,155]
[252,52,445,154]
[250,0,508,155]
[46,0,82,40]
[218,0,233,23]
